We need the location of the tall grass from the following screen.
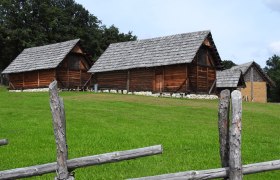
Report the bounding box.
[0,86,279,179]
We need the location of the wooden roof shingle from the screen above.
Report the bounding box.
[89,30,221,73]
[216,69,245,88]
[2,39,80,74]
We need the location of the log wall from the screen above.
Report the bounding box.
[130,68,154,91]
[163,65,187,92]
[188,64,216,93]
[56,54,91,89]
[9,69,55,89]
[95,70,127,90]
[95,63,216,94]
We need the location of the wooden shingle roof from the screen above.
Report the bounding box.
[2,39,80,74]
[89,30,221,73]
[216,69,245,88]
[230,61,275,87]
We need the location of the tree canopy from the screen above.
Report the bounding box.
[221,60,236,69]
[0,0,136,70]
[264,54,280,102]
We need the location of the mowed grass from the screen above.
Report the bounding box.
[0,86,280,179]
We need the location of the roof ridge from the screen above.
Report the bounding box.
[110,30,211,46]
[24,39,80,51]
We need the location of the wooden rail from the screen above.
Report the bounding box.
[128,159,280,180]
[0,145,162,179]
[0,139,8,146]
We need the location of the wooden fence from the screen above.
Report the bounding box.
[0,139,8,147]
[1,87,279,179]
[129,89,280,180]
[0,81,162,179]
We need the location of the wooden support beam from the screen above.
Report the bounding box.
[229,90,242,180]
[37,71,40,88]
[0,145,162,179]
[185,64,189,92]
[0,139,8,146]
[250,67,254,101]
[127,70,130,92]
[128,159,280,180]
[218,89,230,175]
[22,73,25,89]
[49,81,72,180]
[208,79,216,94]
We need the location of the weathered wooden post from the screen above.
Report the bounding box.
[49,80,74,180]
[218,89,230,176]
[229,90,242,180]
[0,139,8,146]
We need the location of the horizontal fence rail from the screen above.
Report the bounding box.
[0,139,8,146]
[128,159,280,180]
[0,145,162,179]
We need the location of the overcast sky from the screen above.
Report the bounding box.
[75,0,280,67]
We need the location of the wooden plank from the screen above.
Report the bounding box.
[218,89,230,180]
[127,70,130,92]
[37,71,40,87]
[128,159,280,180]
[229,90,242,180]
[22,73,25,89]
[250,67,254,101]
[0,145,162,179]
[185,64,189,92]
[208,80,216,94]
[49,81,72,179]
[0,139,8,146]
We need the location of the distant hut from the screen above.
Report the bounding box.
[216,69,246,91]
[2,39,92,90]
[230,61,275,103]
[89,30,223,94]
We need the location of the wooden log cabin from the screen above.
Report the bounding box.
[216,69,246,90]
[89,30,223,94]
[230,61,275,103]
[2,39,92,90]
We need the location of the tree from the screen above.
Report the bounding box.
[221,60,236,69]
[0,0,136,70]
[264,54,280,102]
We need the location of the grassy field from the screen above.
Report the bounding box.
[0,86,280,179]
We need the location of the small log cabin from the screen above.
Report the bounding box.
[2,39,92,90]
[230,61,275,103]
[89,30,223,94]
[216,69,246,90]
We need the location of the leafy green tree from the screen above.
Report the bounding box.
[221,60,236,69]
[0,0,136,70]
[264,55,280,102]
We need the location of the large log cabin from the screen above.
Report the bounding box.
[89,30,223,94]
[2,39,92,90]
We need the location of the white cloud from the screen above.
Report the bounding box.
[263,0,280,12]
[269,41,280,54]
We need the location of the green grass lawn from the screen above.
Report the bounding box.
[0,86,279,179]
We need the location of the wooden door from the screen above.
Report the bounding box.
[155,74,163,92]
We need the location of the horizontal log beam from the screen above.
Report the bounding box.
[128,159,280,180]
[0,139,8,146]
[0,145,162,179]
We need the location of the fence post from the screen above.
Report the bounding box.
[0,139,8,146]
[218,89,230,179]
[229,90,242,180]
[49,80,74,180]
